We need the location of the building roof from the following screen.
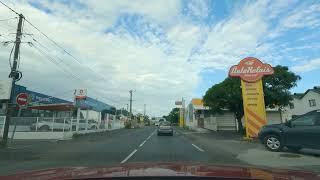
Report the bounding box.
[77,97,115,112]
[190,98,209,110]
[191,98,203,106]
[293,86,320,99]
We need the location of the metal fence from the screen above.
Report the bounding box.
[7,114,124,133]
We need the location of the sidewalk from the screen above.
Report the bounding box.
[176,127,320,173]
[176,127,258,156]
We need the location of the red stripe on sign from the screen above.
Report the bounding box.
[247,128,257,138]
[247,118,260,131]
[246,108,267,125]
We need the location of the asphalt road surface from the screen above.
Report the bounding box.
[1,126,319,176]
[0,126,245,175]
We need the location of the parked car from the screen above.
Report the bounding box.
[30,119,99,131]
[30,118,71,131]
[258,110,320,152]
[71,119,99,131]
[157,121,173,136]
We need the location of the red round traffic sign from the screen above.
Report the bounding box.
[16,93,29,106]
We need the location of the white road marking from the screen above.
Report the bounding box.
[192,144,205,152]
[139,140,147,147]
[121,129,156,164]
[121,149,137,164]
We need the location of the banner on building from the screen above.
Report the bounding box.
[0,79,12,100]
[229,57,274,138]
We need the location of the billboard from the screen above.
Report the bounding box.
[229,57,274,138]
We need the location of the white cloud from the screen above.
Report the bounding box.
[190,1,269,68]
[269,3,320,38]
[292,58,320,73]
[1,0,319,116]
[281,3,320,29]
[186,0,209,19]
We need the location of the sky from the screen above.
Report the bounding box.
[0,0,320,116]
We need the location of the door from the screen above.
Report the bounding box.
[284,112,319,148]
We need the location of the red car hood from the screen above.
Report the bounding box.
[1,163,320,180]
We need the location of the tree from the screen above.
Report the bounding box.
[203,65,301,133]
[263,65,301,109]
[165,108,179,124]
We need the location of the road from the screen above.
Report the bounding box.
[0,126,244,175]
[0,126,319,175]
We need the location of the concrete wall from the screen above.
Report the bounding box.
[8,131,73,140]
[204,112,237,131]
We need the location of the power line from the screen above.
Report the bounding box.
[30,43,82,81]
[8,43,14,68]
[23,18,82,64]
[0,0,125,107]
[0,1,116,86]
[28,44,126,105]
[0,0,20,15]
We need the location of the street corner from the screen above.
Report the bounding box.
[237,147,320,171]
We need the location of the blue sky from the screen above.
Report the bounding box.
[1,0,320,115]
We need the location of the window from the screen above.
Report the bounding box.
[160,121,170,126]
[291,114,317,126]
[309,99,316,107]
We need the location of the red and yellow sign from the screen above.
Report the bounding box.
[229,57,274,138]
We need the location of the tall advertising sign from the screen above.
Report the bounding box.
[229,57,274,138]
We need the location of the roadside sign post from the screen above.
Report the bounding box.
[11,93,29,141]
[175,99,185,127]
[229,57,274,139]
[74,89,87,132]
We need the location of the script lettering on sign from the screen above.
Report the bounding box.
[229,57,274,82]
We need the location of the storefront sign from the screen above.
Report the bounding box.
[74,89,87,100]
[0,79,12,100]
[229,57,273,82]
[229,57,274,138]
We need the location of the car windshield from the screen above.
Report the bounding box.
[0,0,320,178]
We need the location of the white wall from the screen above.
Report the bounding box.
[204,112,237,131]
[8,132,73,140]
[185,103,198,129]
[80,110,100,122]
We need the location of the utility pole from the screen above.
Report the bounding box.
[129,90,133,120]
[1,14,24,147]
[143,104,146,117]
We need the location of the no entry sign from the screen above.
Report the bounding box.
[16,93,29,106]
